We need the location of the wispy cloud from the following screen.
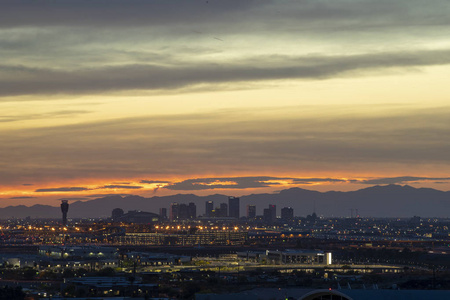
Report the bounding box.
[140,180,172,184]
[85,194,132,198]
[35,187,90,192]
[10,196,35,199]
[0,110,91,123]
[293,178,350,184]
[101,185,143,190]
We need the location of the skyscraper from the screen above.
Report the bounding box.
[215,203,228,217]
[205,201,214,217]
[246,205,256,219]
[61,200,69,226]
[188,202,197,219]
[269,204,276,222]
[281,207,294,221]
[228,196,240,219]
[263,204,276,223]
[178,204,189,219]
[170,202,179,221]
[159,207,167,220]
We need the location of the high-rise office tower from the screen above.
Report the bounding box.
[281,207,294,221]
[159,208,167,220]
[205,201,214,217]
[246,205,256,219]
[269,204,276,223]
[188,202,197,219]
[215,203,228,217]
[263,204,276,223]
[170,203,179,221]
[178,204,189,219]
[228,196,240,219]
[61,200,69,226]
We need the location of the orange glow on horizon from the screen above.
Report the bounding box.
[1,172,449,208]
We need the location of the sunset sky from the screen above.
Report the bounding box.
[1,0,450,207]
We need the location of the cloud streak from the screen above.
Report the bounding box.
[165,176,356,190]
[101,185,143,190]
[2,49,450,96]
[140,180,172,184]
[35,187,90,192]
[165,177,288,190]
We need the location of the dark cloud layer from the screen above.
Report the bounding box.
[1,1,450,97]
[1,0,447,30]
[0,0,258,28]
[165,177,288,190]
[10,196,35,199]
[2,49,450,96]
[164,176,354,190]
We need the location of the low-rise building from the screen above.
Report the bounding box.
[237,249,332,265]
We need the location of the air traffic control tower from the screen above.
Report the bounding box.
[61,200,69,226]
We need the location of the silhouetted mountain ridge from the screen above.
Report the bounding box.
[0,185,449,219]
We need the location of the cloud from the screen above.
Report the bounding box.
[0,110,91,123]
[58,197,87,201]
[166,176,292,190]
[85,194,132,198]
[101,185,143,189]
[360,176,450,185]
[35,187,90,192]
[293,178,348,184]
[140,180,172,184]
[1,0,448,31]
[22,183,34,186]
[164,176,355,190]
[0,0,259,29]
[2,49,450,97]
[10,196,35,199]
[1,106,450,185]
[1,1,450,98]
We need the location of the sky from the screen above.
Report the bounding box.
[1,0,450,207]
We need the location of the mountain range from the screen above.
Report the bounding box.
[1,184,449,219]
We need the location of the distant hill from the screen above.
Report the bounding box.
[0,185,449,219]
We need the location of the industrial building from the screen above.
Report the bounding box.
[237,249,332,265]
[39,245,118,259]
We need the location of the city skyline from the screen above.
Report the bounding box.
[1,1,450,207]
